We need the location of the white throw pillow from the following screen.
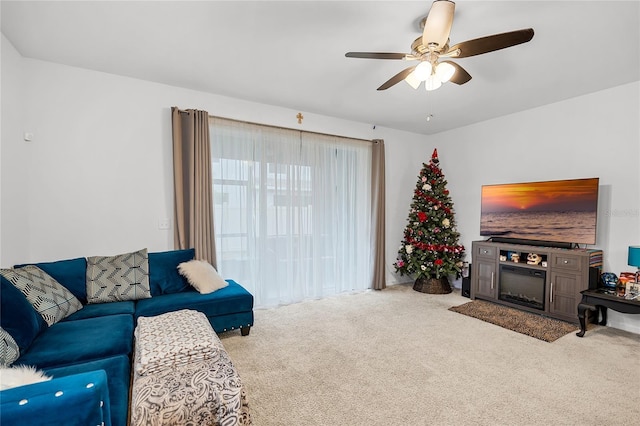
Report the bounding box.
[0,365,52,391]
[177,260,228,294]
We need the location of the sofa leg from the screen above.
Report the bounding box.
[241,327,251,336]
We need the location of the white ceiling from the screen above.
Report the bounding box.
[2,1,639,135]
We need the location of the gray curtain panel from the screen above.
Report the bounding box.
[171,107,217,267]
[371,139,386,290]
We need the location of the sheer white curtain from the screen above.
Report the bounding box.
[210,117,372,307]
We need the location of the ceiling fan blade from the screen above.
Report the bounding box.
[441,61,472,85]
[377,66,417,91]
[345,52,408,60]
[422,0,455,50]
[447,28,535,58]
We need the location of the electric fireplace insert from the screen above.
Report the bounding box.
[499,264,546,310]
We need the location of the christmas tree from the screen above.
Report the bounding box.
[394,149,465,290]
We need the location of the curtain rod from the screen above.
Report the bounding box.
[207,114,375,144]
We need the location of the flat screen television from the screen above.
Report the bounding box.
[480,177,599,247]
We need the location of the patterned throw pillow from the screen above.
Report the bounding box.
[86,248,151,304]
[0,327,20,367]
[0,266,83,326]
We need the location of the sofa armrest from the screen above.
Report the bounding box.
[0,370,111,426]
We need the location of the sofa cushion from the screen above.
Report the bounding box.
[1,266,83,326]
[14,257,88,304]
[86,248,151,303]
[0,327,20,367]
[0,276,48,353]
[148,248,194,296]
[15,314,133,369]
[0,369,111,426]
[135,280,253,322]
[177,260,228,294]
[45,355,130,426]
[63,300,135,322]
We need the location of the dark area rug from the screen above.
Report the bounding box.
[449,300,578,342]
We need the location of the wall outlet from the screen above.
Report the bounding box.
[158,218,170,230]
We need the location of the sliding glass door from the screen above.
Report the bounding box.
[210,117,372,307]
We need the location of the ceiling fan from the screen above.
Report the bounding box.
[345,0,534,91]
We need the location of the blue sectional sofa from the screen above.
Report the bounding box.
[0,248,253,426]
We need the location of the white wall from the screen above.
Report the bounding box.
[1,34,28,264]
[2,35,638,333]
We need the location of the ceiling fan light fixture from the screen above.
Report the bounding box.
[435,61,455,83]
[424,75,442,91]
[413,61,433,81]
[404,71,421,89]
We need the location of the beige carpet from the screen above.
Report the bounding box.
[448,300,578,342]
[220,284,640,425]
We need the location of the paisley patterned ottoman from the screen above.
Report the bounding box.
[130,310,251,425]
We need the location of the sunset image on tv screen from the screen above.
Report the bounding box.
[480,178,599,245]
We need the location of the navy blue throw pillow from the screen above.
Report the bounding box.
[148,248,195,296]
[1,275,48,354]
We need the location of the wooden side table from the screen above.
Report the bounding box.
[576,289,640,337]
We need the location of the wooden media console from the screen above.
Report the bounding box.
[470,240,602,323]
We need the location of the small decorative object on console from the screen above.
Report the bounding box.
[620,272,635,282]
[626,282,640,300]
[527,253,542,265]
[510,253,520,263]
[600,272,618,289]
[620,272,639,300]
